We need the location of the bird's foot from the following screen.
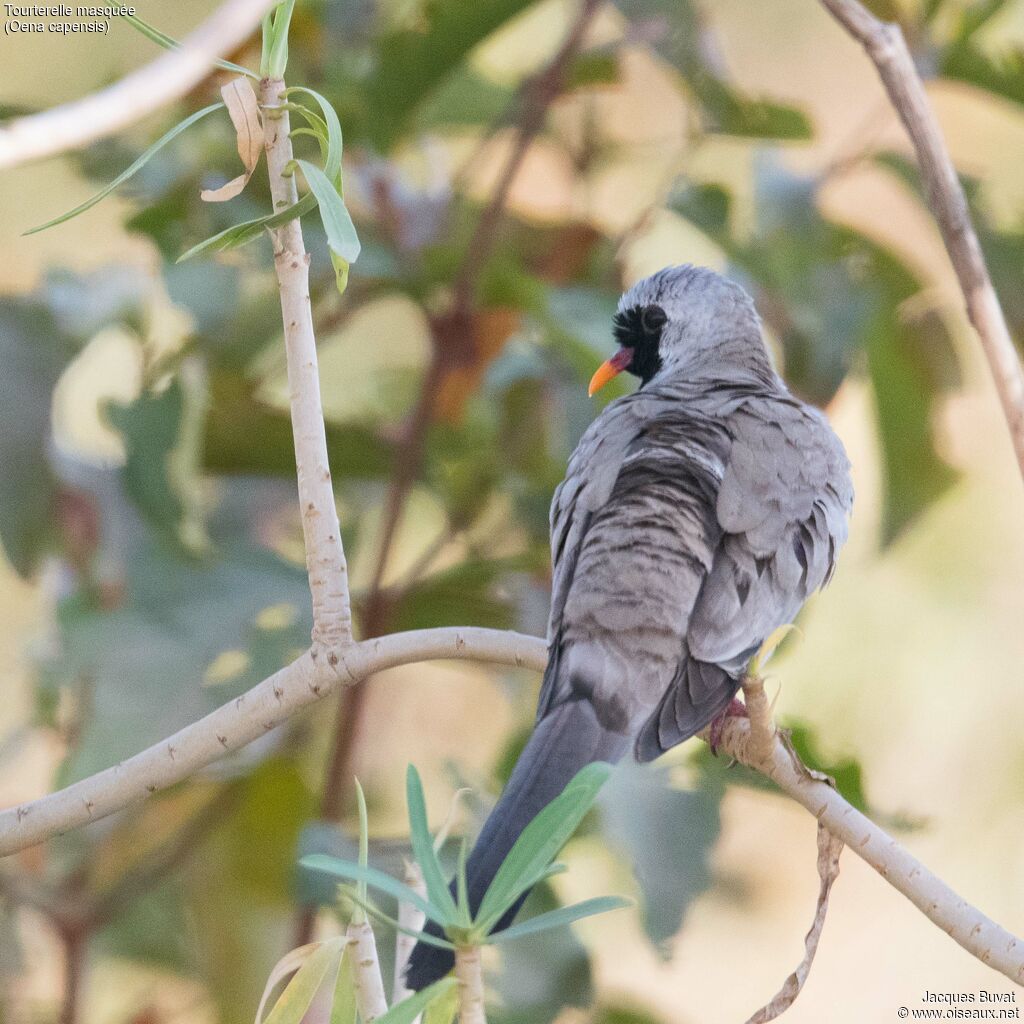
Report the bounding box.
[708,698,748,755]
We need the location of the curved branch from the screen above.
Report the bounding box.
[709,710,1024,986]
[0,0,275,170]
[0,628,548,858]
[0,625,1020,985]
[819,0,1024,480]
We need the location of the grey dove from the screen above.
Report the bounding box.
[406,264,853,989]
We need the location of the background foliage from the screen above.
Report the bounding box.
[2,0,1024,1021]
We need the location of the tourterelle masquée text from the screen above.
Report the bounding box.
[3,4,135,34]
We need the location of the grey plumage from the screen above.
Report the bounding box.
[405,265,853,989]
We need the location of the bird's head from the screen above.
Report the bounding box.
[588,265,768,395]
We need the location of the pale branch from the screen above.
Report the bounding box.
[819,0,1024,480]
[454,945,488,1024]
[347,918,389,1022]
[393,860,427,1006]
[707,712,1024,986]
[0,628,549,858]
[0,0,274,170]
[0,625,1020,984]
[260,76,354,649]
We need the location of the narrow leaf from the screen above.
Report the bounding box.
[476,763,612,932]
[254,943,321,1024]
[285,87,343,184]
[422,982,459,1024]
[485,896,631,944]
[406,766,459,924]
[354,778,369,914]
[266,0,296,78]
[297,159,361,260]
[176,191,316,262]
[201,79,264,203]
[342,886,457,952]
[125,13,257,78]
[375,979,458,1024]
[455,838,471,928]
[260,938,346,1024]
[299,855,443,925]
[25,103,224,235]
[329,948,357,1024]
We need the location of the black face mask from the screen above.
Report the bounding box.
[611,304,667,385]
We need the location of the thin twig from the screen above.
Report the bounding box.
[819,0,1024,479]
[705,712,1024,986]
[0,0,274,170]
[260,77,353,650]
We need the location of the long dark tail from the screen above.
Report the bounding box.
[404,699,630,991]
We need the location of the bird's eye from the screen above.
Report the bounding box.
[641,305,667,333]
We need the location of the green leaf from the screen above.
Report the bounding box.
[611,0,811,140]
[25,103,224,235]
[203,371,394,480]
[106,382,187,545]
[265,0,297,78]
[939,40,1024,108]
[567,51,621,89]
[486,896,630,944]
[492,882,593,1022]
[455,837,471,928]
[339,887,458,952]
[364,0,541,150]
[263,938,345,1024]
[0,307,69,576]
[330,252,351,294]
[298,855,443,925]
[297,159,361,262]
[389,558,527,634]
[286,88,344,184]
[125,13,257,79]
[176,191,317,262]
[406,765,460,924]
[601,764,721,950]
[330,946,357,1024]
[374,979,459,1024]
[354,778,369,916]
[475,763,612,933]
[0,269,143,577]
[422,981,459,1024]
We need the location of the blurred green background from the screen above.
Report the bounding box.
[2,0,1024,1021]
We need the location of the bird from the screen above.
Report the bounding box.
[405,264,853,989]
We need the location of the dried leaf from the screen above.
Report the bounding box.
[201,79,264,203]
[744,824,844,1023]
[254,943,320,1024]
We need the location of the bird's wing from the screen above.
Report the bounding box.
[688,395,853,669]
[636,393,852,760]
[540,394,730,734]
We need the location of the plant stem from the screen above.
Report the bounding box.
[393,859,428,1005]
[347,917,389,1021]
[259,75,353,652]
[454,945,487,1024]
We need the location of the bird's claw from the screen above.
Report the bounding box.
[708,697,748,755]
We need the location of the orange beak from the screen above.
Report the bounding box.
[588,347,634,396]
